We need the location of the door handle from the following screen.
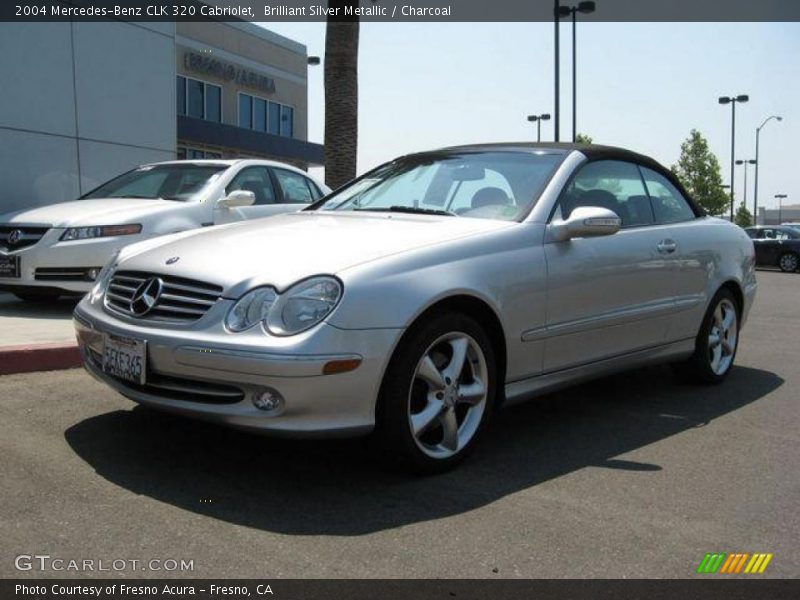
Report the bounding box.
[657,239,677,254]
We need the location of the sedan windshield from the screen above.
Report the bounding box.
[81,164,228,201]
[311,151,565,221]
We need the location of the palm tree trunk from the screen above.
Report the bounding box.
[324,2,359,190]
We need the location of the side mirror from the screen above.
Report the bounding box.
[218,190,256,208]
[551,206,622,241]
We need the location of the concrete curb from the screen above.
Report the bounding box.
[0,342,82,375]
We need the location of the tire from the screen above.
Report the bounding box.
[778,252,799,273]
[678,288,740,384]
[372,313,497,474]
[13,290,61,302]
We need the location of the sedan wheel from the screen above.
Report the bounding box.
[779,252,799,273]
[373,313,496,473]
[409,333,489,459]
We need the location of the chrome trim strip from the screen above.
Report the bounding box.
[521,299,678,342]
[504,338,695,406]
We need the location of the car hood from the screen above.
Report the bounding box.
[0,198,189,227]
[118,211,513,292]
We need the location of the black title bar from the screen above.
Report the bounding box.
[4,0,800,22]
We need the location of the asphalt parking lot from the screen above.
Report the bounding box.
[1,270,798,579]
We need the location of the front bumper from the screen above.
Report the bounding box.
[0,230,143,293]
[73,296,402,437]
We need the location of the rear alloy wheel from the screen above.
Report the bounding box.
[778,252,799,273]
[679,289,740,384]
[373,314,496,473]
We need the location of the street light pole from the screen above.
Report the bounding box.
[754,115,782,224]
[719,94,749,221]
[554,0,561,142]
[775,194,787,224]
[558,2,596,143]
[735,159,757,211]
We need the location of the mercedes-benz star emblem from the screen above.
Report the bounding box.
[166,256,180,265]
[130,277,163,316]
[7,230,23,246]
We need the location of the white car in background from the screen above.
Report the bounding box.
[0,159,329,302]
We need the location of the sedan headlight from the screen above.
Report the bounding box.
[61,224,142,241]
[225,276,342,336]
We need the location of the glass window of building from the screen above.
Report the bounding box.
[176,76,186,116]
[239,94,252,128]
[187,79,205,119]
[253,97,267,132]
[280,106,294,137]
[206,84,221,123]
[268,101,281,135]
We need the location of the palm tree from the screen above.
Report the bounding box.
[324,3,360,190]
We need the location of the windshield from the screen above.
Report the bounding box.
[81,164,228,201]
[311,151,565,221]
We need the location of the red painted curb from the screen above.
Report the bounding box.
[0,342,82,375]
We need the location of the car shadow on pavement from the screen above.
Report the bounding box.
[64,364,782,536]
[0,293,80,319]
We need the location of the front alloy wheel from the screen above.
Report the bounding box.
[373,313,496,473]
[409,333,489,459]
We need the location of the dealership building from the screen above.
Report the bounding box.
[0,19,323,214]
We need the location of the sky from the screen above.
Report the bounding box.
[261,22,800,212]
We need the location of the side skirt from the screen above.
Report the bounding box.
[503,338,695,407]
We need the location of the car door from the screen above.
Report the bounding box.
[214,166,292,224]
[754,229,784,266]
[272,167,320,207]
[542,160,675,373]
[638,166,713,342]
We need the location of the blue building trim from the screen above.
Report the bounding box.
[177,116,324,166]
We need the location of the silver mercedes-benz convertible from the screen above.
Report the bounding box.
[74,143,757,472]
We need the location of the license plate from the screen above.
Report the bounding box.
[102,333,146,385]
[0,255,20,278]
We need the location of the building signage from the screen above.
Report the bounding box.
[183,52,276,94]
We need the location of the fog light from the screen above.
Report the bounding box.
[252,388,285,413]
[86,267,101,281]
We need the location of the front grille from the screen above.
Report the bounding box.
[87,348,243,404]
[105,270,223,323]
[36,266,102,282]
[0,224,50,252]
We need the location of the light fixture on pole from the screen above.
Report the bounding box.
[753,115,782,221]
[558,1,596,143]
[527,113,552,142]
[719,94,750,221]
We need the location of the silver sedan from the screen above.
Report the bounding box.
[74,143,757,472]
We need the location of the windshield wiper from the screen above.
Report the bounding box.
[354,205,456,217]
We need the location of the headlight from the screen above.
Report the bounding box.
[89,249,121,303]
[61,224,142,241]
[225,276,342,336]
[225,287,278,332]
[267,277,343,336]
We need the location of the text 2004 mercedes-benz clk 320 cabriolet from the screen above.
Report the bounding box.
[74,143,757,472]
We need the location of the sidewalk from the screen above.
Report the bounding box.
[0,293,82,374]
